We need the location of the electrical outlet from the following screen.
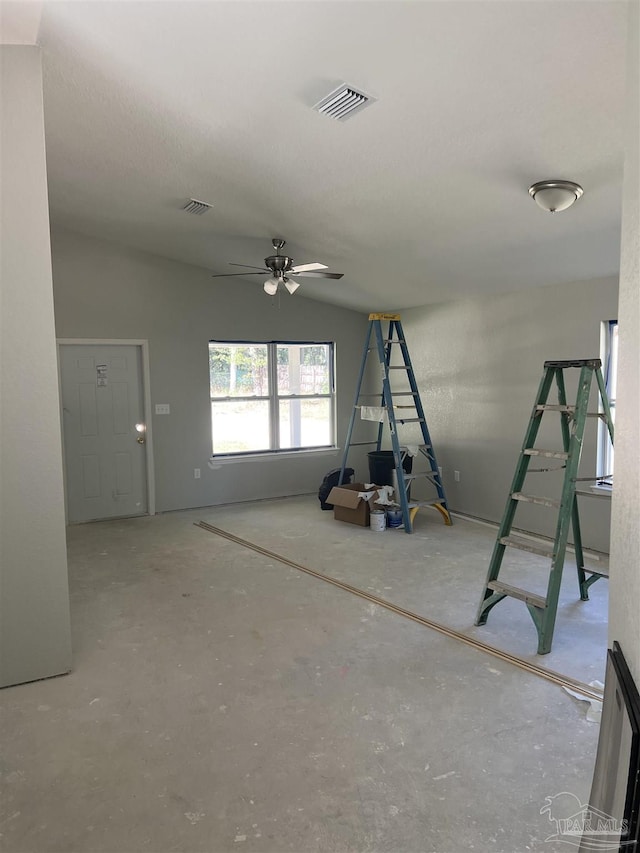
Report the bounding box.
[454,470,460,482]
[194,468,201,479]
[155,403,170,415]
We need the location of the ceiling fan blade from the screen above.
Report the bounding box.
[290,262,328,273]
[229,263,270,271]
[211,272,268,278]
[290,271,344,280]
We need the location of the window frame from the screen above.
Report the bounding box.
[597,319,617,487]
[209,340,336,458]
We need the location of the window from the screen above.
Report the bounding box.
[597,320,617,485]
[209,341,335,455]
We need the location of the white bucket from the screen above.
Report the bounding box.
[370,510,386,532]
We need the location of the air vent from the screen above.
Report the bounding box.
[313,85,373,121]
[182,198,213,215]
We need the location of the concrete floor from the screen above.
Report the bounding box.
[1,497,608,853]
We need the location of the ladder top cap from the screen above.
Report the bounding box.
[369,313,401,321]
[544,358,602,368]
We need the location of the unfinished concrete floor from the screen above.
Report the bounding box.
[1,497,608,853]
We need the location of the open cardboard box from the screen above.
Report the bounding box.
[326,482,388,527]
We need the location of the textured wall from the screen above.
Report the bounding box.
[399,276,619,553]
[609,0,640,683]
[0,47,71,687]
[51,227,374,513]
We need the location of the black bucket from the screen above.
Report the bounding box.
[367,450,412,495]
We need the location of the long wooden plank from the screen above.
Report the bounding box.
[195,521,603,702]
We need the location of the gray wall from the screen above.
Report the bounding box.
[398,275,619,553]
[51,227,374,513]
[609,0,639,683]
[0,47,71,687]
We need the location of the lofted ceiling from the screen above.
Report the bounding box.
[36,1,627,311]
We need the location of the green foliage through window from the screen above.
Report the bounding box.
[209,341,335,455]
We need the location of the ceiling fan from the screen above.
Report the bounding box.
[211,238,344,295]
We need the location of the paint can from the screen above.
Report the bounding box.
[370,509,386,532]
[386,507,403,528]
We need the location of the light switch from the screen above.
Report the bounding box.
[155,403,170,415]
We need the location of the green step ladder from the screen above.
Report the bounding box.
[475,359,614,654]
[339,313,451,533]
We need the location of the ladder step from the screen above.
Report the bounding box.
[544,359,601,369]
[383,339,405,344]
[358,392,417,398]
[388,365,411,370]
[523,449,569,460]
[511,492,561,509]
[499,535,555,558]
[397,417,425,424]
[535,404,575,412]
[404,471,441,481]
[487,581,547,610]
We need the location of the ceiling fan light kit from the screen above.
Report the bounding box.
[528,180,584,213]
[212,237,344,296]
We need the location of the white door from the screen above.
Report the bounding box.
[60,344,148,522]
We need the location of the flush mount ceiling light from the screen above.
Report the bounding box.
[528,180,584,213]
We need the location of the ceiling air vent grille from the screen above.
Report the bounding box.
[313,85,372,121]
[182,198,213,215]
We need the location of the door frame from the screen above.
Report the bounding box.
[57,338,156,520]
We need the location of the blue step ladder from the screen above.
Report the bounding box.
[339,313,451,533]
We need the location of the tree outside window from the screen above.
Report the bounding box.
[209,342,335,455]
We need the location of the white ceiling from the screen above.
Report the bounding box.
[37,1,627,311]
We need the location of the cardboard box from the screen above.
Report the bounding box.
[326,483,387,527]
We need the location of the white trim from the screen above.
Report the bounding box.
[209,447,340,467]
[56,338,155,517]
[590,483,613,494]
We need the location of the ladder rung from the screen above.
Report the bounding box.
[535,404,575,412]
[383,339,405,344]
[404,472,441,481]
[358,392,417,398]
[487,581,547,610]
[511,492,561,509]
[499,535,555,558]
[523,449,569,460]
[388,365,410,370]
[397,417,425,424]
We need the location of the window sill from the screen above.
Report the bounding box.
[209,447,340,466]
[590,482,613,494]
